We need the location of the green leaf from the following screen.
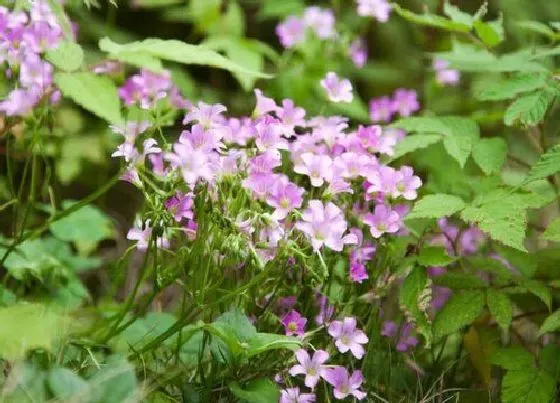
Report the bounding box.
[493,244,536,277]
[46,0,74,41]
[399,267,432,345]
[461,197,528,251]
[543,218,560,242]
[390,134,442,159]
[443,1,474,27]
[108,51,165,73]
[246,333,301,357]
[392,3,471,33]
[433,290,485,339]
[539,309,560,335]
[492,346,534,370]
[49,202,114,254]
[523,144,560,184]
[48,368,89,401]
[258,0,304,19]
[229,378,280,403]
[89,356,138,403]
[116,313,177,351]
[475,73,548,101]
[54,72,123,125]
[407,194,466,220]
[417,246,456,267]
[468,256,514,280]
[433,273,488,289]
[502,367,556,403]
[521,279,552,309]
[472,138,508,175]
[504,90,556,127]
[99,38,271,87]
[487,289,513,329]
[133,0,182,8]
[516,21,559,41]
[391,117,451,135]
[474,17,504,48]
[46,41,84,72]
[0,304,68,360]
[439,117,480,167]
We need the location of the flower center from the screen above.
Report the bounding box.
[280,198,290,209]
[378,223,387,232]
[341,335,351,345]
[288,322,297,332]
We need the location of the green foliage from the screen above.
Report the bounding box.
[502,368,556,403]
[54,72,123,124]
[472,137,508,175]
[399,267,431,345]
[416,246,456,267]
[46,41,84,72]
[47,368,89,401]
[543,218,560,242]
[407,194,466,219]
[391,134,442,160]
[486,288,513,329]
[392,3,471,33]
[539,309,560,335]
[523,144,560,184]
[229,378,279,403]
[433,290,485,339]
[88,355,138,403]
[504,89,557,126]
[433,273,488,289]
[475,73,548,101]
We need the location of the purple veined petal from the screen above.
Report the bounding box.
[328,320,344,338]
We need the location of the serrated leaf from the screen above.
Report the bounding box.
[54,72,123,125]
[491,346,534,370]
[539,309,560,335]
[468,256,514,280]
[399,267,431,345]
[440,117,480,167]
[487,289,513,329]
[521,279,551,309]
[407,194,466,219]
[433,273,488,289]
[502,368,556,403]
[417,246,456,267]
[523,144,560,184]
[494,244,537,278]
[472,138,508,175]
[46,41,84,72]
[390,134,442,159]
[390,117,451,135]
[392,3,471,32]
[474,17,504,48]
[504,90,556,127]
[433,290,485,339]
[543,218,560,242]
[443,1,474,27]
[475,73,548,101]
[99,37,271,87]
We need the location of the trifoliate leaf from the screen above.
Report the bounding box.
[407,194,466,219]
[543,218,560,242]
[433,290,485,339]
[504,89,556,127]
[472,138,508,175]
[55,72,123,125]
[487,289,513,329]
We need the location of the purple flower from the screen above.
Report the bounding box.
[289,349,329,389]
[165,192,194,223]
[266,177,304,219]
[304,7,336,39]
[19,55,53,91]
[277,99,306,137]
[165,142,215,186]
[276,16,306,48]
[320,72,353,103]
[111,142,139,164]
[23,21,61,53]
[350,261,368,283]
[394,166,422,200]
[295,200,357,252]
[183,101,227,128]
[127,221,169,250]
[254,120,288,152]
[315,294,335,325]
[253,89,278,116]
[349,38,368,68]
[282,310,307,337]
[280,388,316,403]
[369,96,394,122]
[433,59,460,86]
[362,204,401,238]
[0,88,39,116]
[349,228,376,263]
[381,320,398,337]
[355,125,396,155]
[110,121,151,143]
[396,322,419,352]
[391,88,420,117]
[322,367,367,400]
[293,153,333,187]
[328,317,369,359]
[356,0,391,23]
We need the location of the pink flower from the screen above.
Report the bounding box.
[394,166,422,200]
[127,221,169,250]
[355,125,396,155]
[165,142,215,186]
[293,153,333,187]
[322,367,367,400]
[315,294,335,325]
[253,89,278,116]
[304,7,336,39]
[349,38,368,68]
[255,121,288,152]
[320,72,353,103]
[362,204,401,238]
[369,96,394,122]
[276,16,306,48]
[277,99,306,137]
[0,88,39,116]
[183,101,227,128]
[328,317,369,359]
[366,165,399,195]
[110,121,151,143]
[266,177,304,219]
[111,142,139,164]
[433,59,460,86]
[356,0,391,22]
[289,349,329,389]
[391,88,420,117]
[165,192,194,223]
[350,261,368,283]
[280,388,316,403]
[282,310,307,337]
[295,200,357,252]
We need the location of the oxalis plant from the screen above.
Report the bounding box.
[0,0,559,402]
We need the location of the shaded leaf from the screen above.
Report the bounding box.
[504,90,556,127]
[487,289,513,329]
[433,290,485,339]
[407,194,466,219]
[472,138,508,175]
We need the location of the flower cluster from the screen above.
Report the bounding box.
[356,0,392,23]
[369,88,421,123]
[0,1,64,116]
[276,6,336,49]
